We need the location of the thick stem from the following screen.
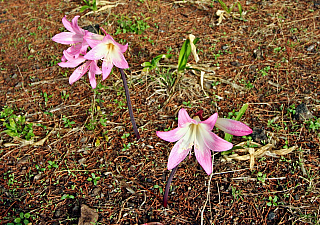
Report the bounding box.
[163,165,178,207]
[119,68,140,140]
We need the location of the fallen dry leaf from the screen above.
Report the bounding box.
[223,141,297,169]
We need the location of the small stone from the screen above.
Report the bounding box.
[78,204,99,225]
[294,103,313,121]
[82,24,100,34]
[15,82,22,88]
[267,211,276,220]
[34,174,42,181]
[251,127,268,144]
[91,187,101,197]
[17,155,30,165]
[230,61,241,67]
[253,49,263,60]
[222,45,229,50]
[80,137,87,143]
[54,209,63,218]
[306,44,316,51]
[72,205,80,215]
[78,158,86,166]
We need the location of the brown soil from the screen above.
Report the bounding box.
[0,0,319,224]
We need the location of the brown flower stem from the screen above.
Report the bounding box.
[119,68,140,140]
[163,165,178,207]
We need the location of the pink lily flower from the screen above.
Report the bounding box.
[52,15,103,57]
[84,33,129,80]
[157,108,233,175]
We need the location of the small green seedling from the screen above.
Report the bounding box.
[87,173,100,186]
[267,196,278,206]
[62,116,75,128]
[61,194,75,200]
[153,184,163,194]
[80,0,97,12]
[217,0,246,21]
[7,212,33,225]
[2,114,34,140]
[257,172,266,183]
[141,54,172,71]
[47,161,58,169]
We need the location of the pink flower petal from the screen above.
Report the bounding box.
[200,113,218,130]
[215,118,252,136]
[58,51,86,68]
[156,126,189,142]
[69,61,90,85]
[52,32,84,45]
[111,50,129,69]
[194,142,212,175]
[102,60,113,80]
[71,15,84,35]
[84,36,104,49]
[65,44,82,57]
[200,127,233,151]
[88,69,97,89]
[104,34,128,53]
[89,60,102,75]
[84,43,107,60]
[178,108,197,128]
[62,15,75,33]
[167,138,192,170]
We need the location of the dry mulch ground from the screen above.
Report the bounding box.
[0,0,319,224]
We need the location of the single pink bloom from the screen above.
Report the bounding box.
[157,108,233,175]
[52,15,103,57]
[84,34,129,80]
[52,16,86,45]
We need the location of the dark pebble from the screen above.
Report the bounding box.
[251,127,268,144]
[267,211,276,220]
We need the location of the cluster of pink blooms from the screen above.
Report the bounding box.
[52,16,129,89]
[52,16,253,177]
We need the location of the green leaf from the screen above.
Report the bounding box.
[61,194,68,200]
[141,62,152,68]
[80,5,91,12]
[177,38,198,72]
[177,39,190,71]
[217,0,229,13]
[224,104,249,142]
[24,213,30,219]
[14,217,21,223]
[92,0,97,11]
[238,2,243,15]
